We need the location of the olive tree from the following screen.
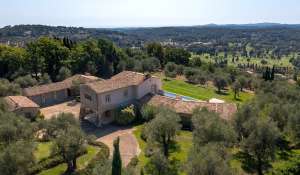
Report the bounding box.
[145,107,181,157]
[52,126,86,173]
[242,119,280,175]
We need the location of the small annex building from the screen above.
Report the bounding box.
[143,95,237,128]
[4,96,40,119]
[23,74,101,107]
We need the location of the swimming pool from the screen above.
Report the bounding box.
[163,91,177,99]
[163,91,197,101]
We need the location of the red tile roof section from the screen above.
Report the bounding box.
[23,74,101,96]
[4,96,39,111]
[146,95,237,120]
[86,71,147,94]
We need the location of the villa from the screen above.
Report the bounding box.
[80,71,162,126]
[3,71,237,127]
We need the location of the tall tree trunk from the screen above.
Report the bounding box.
[163,138,169,158]
[257,157,263,175]
[66,161,74,174]
[73,158,77,170]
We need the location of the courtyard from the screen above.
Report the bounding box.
[40,100,81,119]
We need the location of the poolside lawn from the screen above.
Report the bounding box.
[162,78,253,104]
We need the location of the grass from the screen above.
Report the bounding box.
[35,142,53,161]
[162,78,253,104]
[37,145,100,175]
[133,125,193,174]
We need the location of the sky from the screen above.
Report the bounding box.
[1,0,300,28]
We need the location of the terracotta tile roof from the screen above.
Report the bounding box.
[23,74,101,97]
[63,74,101,84]
[23,81,69,96]
[4,96,39,111]
[145,95,237,120]
[86,71,147,94]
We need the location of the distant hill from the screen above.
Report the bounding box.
[0,25,141,47]
[1,24,300,57]
[117,24,300,56]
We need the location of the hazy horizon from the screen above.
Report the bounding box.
[1,0,300,28]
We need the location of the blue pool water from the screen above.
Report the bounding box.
[163,91,197,101]
[163,91,177,99]
[182,96,196,101]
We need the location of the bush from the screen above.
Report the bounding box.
[114,105,136,126]
[14,75,38,88]
[141,105,158,122]
[88,141,110,159]
[29,148,87,175]
[127,156,139,168]
[0,79,21,97]
[176,64,185,75]
[261,59,268,65]
[78,142,110,175]
[164,62,177,78]
[140,125,148,141]
[190,55,202,67]
[184,67,207,85]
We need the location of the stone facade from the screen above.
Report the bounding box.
[80,71,162,126]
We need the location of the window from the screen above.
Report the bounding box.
[42,96,46,104]
[124,89,128,97]
[105,95,111,103]
[85,94,92,101]
[54,92,57,100]
[151,84,157,93]
[25,113,31,118]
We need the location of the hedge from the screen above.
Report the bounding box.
[29,147,87,175]
[77,141,110,175]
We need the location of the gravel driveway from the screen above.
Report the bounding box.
[88,125,140,166]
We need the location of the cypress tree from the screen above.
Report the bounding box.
[112,137,122,175]
[271,66,275,80]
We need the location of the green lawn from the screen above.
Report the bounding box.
[35,142,53,161]
[133,125,193,174]
[162,78,253,104]
[37,145,100,175]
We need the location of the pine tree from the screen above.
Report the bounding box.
[112,137,122,175]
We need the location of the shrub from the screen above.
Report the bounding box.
[114,105,136,126]
[29,148,87,175]
[127,156,139,168]
[190,55,202,67]
[261,59,268,65]
[14,75,38,88]
[0,79,21,97]
[75,142,110,175]
[140,125,148,141]
[164,62,177,78]
[141,105,158,122]
[176,64,185,75]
